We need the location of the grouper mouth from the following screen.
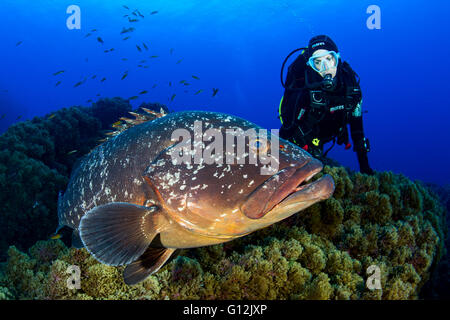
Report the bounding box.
[241,158,335,219]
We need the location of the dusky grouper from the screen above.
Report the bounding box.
[57,111,334,285]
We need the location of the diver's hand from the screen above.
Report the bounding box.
[357,151,374,175]
[309,145,323,159]
[360,164,375,175]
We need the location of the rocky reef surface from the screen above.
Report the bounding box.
[0,99,447,299]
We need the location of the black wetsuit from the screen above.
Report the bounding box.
[279,52,374,174]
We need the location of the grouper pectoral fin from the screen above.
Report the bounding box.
[79,202,160,266]
[123,246,178,285]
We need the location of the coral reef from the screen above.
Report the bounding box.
[91,97,132,130]
[0,98,133,259]
[420,183,450,299]
[0,166,446,300]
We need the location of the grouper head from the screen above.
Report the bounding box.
[144,115,335,240]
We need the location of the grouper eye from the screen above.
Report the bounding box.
[249,138,269,154]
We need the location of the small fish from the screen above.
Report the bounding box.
[91,75,97,79]
[91,29,98,32]
[123,5,129,10]
[142,42,149,50]
[137,11,144,18]
[152,84,157,88]
[112,121,122,127]
[139,90,148,94]
[120,27,135,34]
[170,94,176,101]
[121,58,128,61]
[53,70,65,76]
[192,75,200,80]
[279,144,286,150]
[97,37,104,44]
[55,81,62,87]
[194,89,203,95]
[132,11,138,17]
[67,150,78,155]
[212,88,219,97]
[100,77,107,82]
[170,48,174,55]
[122,36,131,40]
[74,81,83,88]
[0,114,5,120]
[109,48,115,52]
[136,45,142,52]
[140,59,147,63]
[179,80,186,84]
[84,33,92,38]
[96,93,101,96]
[104,49,110,53]
[150,55,158,58]
[16,41,23,47]
[142,65,149,68]
[121,72,129,80]
[48,114,56,119]
[183,82,190,86]
[176,59,183,64]
[123,14,129,18]
[16,115,22,120]
[151,11,158,15]
[50,234,61,240]
[128,96,139,100]
[169,82,172,87]
[128,18,139,22]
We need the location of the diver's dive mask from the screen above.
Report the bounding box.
[306,50,340,74]
[306,50,340,90]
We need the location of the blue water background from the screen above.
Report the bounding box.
[0,0,449,185]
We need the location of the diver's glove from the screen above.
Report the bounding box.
[357,151,374,175]
[309,145,323,159]
[354,137,374,175]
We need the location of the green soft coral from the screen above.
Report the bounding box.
[1,166,447,300]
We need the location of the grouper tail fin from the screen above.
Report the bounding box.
[79,202,160,266]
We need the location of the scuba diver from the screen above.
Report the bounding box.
[278,35,374,175]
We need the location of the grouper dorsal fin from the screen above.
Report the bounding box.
[79,202,160,266]
[99,107,168,143]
